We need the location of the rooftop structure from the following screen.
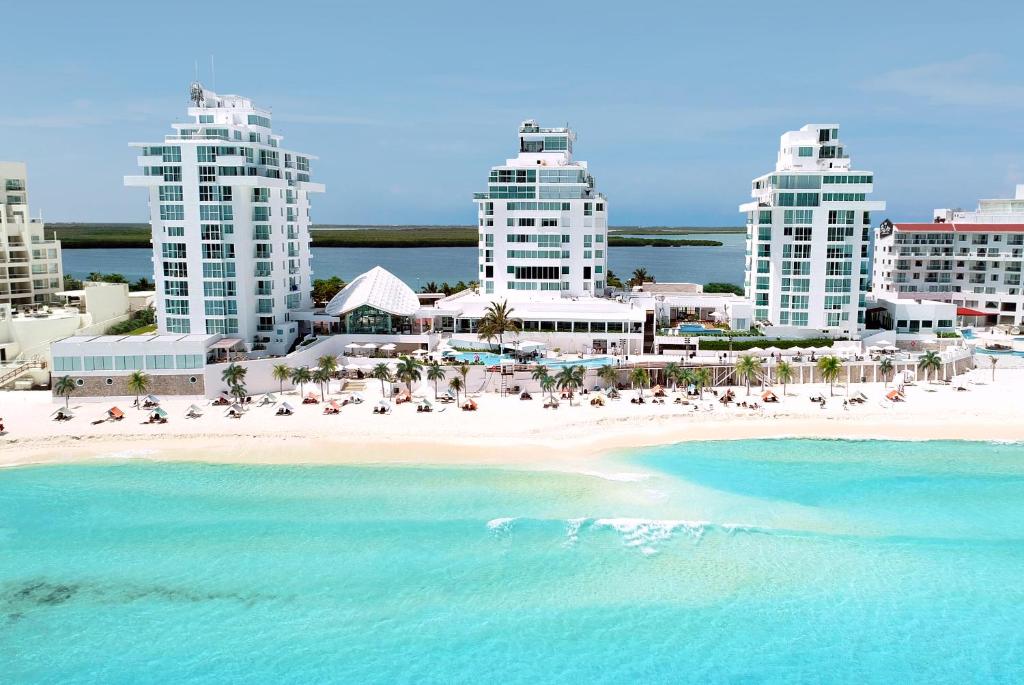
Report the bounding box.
[474,120,608,298]
[741,124,885,336]
[125,83,325,355]
[0,162,62,308]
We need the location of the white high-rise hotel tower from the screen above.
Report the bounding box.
[126,84,323,355]
[741,124,885,336]
[474,120,607,297]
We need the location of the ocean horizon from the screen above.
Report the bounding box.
[2,438,1022,683]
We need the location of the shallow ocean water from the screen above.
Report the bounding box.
[1,439,1022,683]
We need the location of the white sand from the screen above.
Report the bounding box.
[1,368,1021,471]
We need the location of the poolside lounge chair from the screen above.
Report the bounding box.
[416,399,433,413]
[519,391,533,400]
[302,393,319,405]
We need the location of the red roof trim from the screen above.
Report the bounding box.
[956,307,989,317]
[892,222,1024,233]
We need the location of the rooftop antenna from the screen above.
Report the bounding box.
[210,55,216,91]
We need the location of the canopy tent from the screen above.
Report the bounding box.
[209,338,244,351]
[348,392,365,403]
[150,407,168,418]
[277,402,295,415]
[107,407,124,419]
[51,407,74,419]
[186,404,203,417]
[144,394,161,405]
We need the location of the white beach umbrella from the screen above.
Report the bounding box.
[380,343,397,351]
[344,342,361,350]
[362,343,378,350]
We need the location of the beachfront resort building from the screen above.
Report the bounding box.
[740,125,885,336]
[124,83,324,356]
[474,120,607,298]
[872,186,1024,328]
[0,162,62,308]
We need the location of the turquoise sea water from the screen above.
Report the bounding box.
[2,440,1023,683]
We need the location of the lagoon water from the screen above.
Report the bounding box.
[2,439,1022,683]
[61,232,746,287]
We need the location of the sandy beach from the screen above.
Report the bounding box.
[1,366,1020,472]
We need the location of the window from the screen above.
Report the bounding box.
[159,204,184,221]
[159,185,182,202]
[114,355,145,371]
[798,147,813,157]
[53,356,81,372]
[165,299,189,315]
[163,262,188,277]
[164,280,189,296]
[165,226,184,237]
[162,243,187,259]
[166,317,190,333]
[83,356,114,371]
[146,355,175,370]
[198,166,216,183]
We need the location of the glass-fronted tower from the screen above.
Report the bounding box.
[474,120,607,298]
[125,84,324,355]
[740,124,885,336]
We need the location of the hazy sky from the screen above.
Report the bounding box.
[4,0,1024,225]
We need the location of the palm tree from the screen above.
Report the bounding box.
[317,354,338,378]
[272,363,292,394]
[775,361,794,397]
[313,367,332,401]
[663,361,681,391]
[817,355,843,396]
[458,363,470,387]
[421,281,439,294]
[290,366,312,397]
[54,375,76,409]
[879,357,894,387]
[229,381,248,404]
[476,300,520,356]
[127,370,151,410]
[539,374,557,402]
[917,350,942,382]
[628,267,652,288]
[677,367,696,393]
[629,366,650,391]
[694,367,711,399]
[734,354,762,396]
[221,363,246,391]
[531,365,550,395]
[605,270,624,289]
[555,365,584,397]
[448,376,464,405]
[597,364,618,390]
[426,361,446,399]
[990,355,998,383]
[371,362,393,398]
[395,355,423,393]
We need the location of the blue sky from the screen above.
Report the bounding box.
[4,0,1024,225]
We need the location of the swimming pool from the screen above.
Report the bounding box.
[448,351,615,368]
[676,324,724,335]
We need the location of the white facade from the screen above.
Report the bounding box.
[740,125,885,336]
[872,213,1024,327]
[0,162,62,307]
[474,121,608,298]
[125,84,325,355]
